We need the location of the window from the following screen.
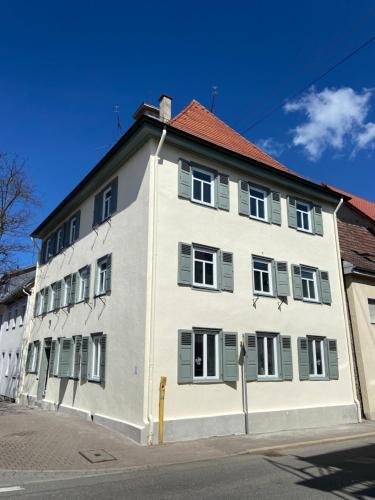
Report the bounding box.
[30,342,39,373]
[10,309,15,329]
[39,290,45,315]
[56,227,64,252]
[14,308,18,328]
[301,267,318,302]
[193,247,217,289]
[78,267,90,302]
[6,311,10,331]
[45,238,53,260]
[253,258,272,295]
[63,275,72,306]
[69,217,78,244]
[15,352,20,377]
[102,186,112,220]
[249,186,268,221]
[20,305,25,326]
[192,168,214,206]
[91,335,101,381]
[5,353,10,377]
[54,339,61,376]
[257,334,278,378]
[368,299,375,324]
[96,255,111,296]
[193,331,219,380]
[296,201,311,232]
[308,337,326,377]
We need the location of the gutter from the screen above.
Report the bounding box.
[146,126,167,445]
[333,198,362,421]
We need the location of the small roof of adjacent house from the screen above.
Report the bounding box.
[0,265,36,305]
[323,184,375,223]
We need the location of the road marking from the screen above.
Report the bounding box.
[0,486,24,493]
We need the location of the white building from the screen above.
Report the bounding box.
[0,265,35,400]
[20,96,360,443]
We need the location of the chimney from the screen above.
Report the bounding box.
[159,94,172,122]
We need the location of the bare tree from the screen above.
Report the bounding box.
[0,153,39,273]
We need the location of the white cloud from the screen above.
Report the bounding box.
[256,137,285,157]
[284,87,375,160]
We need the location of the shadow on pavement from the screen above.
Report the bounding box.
[266,443,375,499]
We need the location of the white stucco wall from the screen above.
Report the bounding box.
[21,141,152,432]
[149,143,358,439]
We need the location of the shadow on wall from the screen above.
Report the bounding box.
[266,443,375,498]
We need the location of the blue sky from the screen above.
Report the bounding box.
[1,1,374,265]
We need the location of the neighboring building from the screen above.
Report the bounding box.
[0,265,35,400]
[324,184,375,421]
[20,96,360,444]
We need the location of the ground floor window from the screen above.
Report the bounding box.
[257,334,278,378]
[308,337,325,377]
[193,331,219,380]
[91,335,102,381]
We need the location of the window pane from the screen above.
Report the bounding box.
[195,251,213,262]
[250,197,257,216]
[194,334,204,377]
[297,211,302,228]
[194,170,211,182]
[267,337,275,375]
[254,261,268,271]
[262,272,270,293]
[302,279,308,298]
[296,203,307,212]
[194,261,203,284]
[303,212,309,230]
[258,337,265,375]
[203,183,211,204]
[205,262,214,286]
[258,200,265,219]
[301,270,313,279]
[316,340,323,375]
[250,188,264,200]
[308,340,314,375]
[193,179,201,200]
[254,270,261,291]
[206,334,216,376]
[308,280,316,299]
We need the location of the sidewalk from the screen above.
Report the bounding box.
[1,402,375,474]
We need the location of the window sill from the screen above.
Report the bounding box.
[93,215,113,229]
[88,377,102,384]
[296,227,314,235]
[302,299,321,305]
[192,378,223,384]
[257,376,283,382]
[309,376,329,381]
[94,291,110,299]
[249,215,270,225]
[253,292,275,299]
[192,285,220,293]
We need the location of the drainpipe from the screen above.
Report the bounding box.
[146,126,167,445]
[333,198,362,422]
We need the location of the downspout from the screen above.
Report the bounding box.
[147,126,167,445]
[333,198,362,422]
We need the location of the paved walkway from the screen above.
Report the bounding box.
[1,402,375,475]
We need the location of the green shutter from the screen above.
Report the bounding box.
[220,251,234,292]
[100,335,106,383]
[72,336,82,379]
[270,191,281,225]
[58,338,72,378]
[110,177,118,214]
[238,180,249,216]
[178,159,192,199]
[245,333,257,381]
[298,337,309,380]
[43,288,49,313]
[275,261,290,297]
[105,255,112,292]
[318,270,331,305]
[80,336,89,382]
[222,332,238,382]
[49,340,56,377]
[70,273,77,304]
[93,191,103,226]
[177,330,193,384]
[292,265,303,300]
[279,336,293,380]
[178,243,192,286]
[287,196,297,228]
[85,266,91,300]
[326,338,338,380]
[26,344,32,373]
[313,205,323,236]
[217,174,230,211]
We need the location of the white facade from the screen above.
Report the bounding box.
[20,108,360,443]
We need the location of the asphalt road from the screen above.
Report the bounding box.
[1,437,375,499]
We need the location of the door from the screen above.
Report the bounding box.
[37,340,51,401]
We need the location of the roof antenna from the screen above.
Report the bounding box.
[210,86,218,113]
[114,105,122,136]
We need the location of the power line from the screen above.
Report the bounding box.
[241,34,375,135]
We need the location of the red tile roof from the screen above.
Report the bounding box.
[337,218,375,273]
[170,100,296,176]
[323,184,375,223]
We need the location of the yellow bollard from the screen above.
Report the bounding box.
[158,376,167,445]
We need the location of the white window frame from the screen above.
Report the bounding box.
[56,227,64,251]
[45,238,52,260]
[15,352,20,378]
[49,285,55,312]
[69,217,77,244]
[63,276,71,307]
[308,337,326,377]
[193,247,217,289]
[191,167,215,207]
[10,309,15,330]
[6,311,10,331]
[249,185,268,221]
[96,259,108,295]
[193,331,219,381]
[252,257,273,296]
[20,305,25,327]
[301,267,319,302]
[38,291,45,315]
[257,334,278,379]
[5,352,10,377]
[91,335,101,381]
[31,343,38,373]
[55,339,61,376]
[368,298,375,324]
[102,186,112,221]
[78,268,88,302]
[296,201,312,233]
